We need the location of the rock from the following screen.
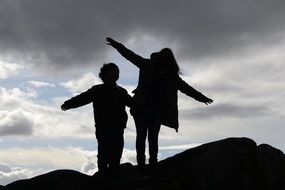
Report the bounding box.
[158,137,264,189]
[3,137,285,190]
[258,144,285,189]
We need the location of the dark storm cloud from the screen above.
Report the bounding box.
[0,0,285,72]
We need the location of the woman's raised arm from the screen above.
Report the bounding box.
[106,37,148,68]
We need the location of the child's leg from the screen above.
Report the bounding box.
[109,129,124,178]
[96,129,108,174]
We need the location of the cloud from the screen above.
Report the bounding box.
[80,150,97,175]
[0,146,93,185]
[0,146,91,185]
[0,147,133,185]
[0,166,40,186]
[121,149,137,165]
[0,86,95,138]
[1,0,285,73]
[0,109,34,136]
[29,81,55,88]
[0,164,12,173]
[0,87,37,101]
[0,146,86,170]
[0,61,22,79]
[61,72,101,94]
[79,148,137,175]
[1,1,285,185]
[176,42,285,120]
[0,164,46,186]
[180,103,272,120]
[159,143,201,151]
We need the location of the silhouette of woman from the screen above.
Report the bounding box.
[106,37,213,170]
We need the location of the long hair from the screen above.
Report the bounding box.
[153,48,180,76]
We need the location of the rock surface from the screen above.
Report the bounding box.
[3,137,285,190]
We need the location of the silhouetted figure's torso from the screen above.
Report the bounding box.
[62,83,132,176]
[64,83,131,128]
[112,43,210,131]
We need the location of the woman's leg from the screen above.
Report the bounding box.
[148,116,161,166]
[134,115,148,166]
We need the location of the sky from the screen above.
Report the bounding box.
[1,0,285,185]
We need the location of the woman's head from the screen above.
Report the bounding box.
[151,48,180,74]
[99,63,119,84]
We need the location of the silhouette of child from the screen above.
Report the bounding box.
[61,63,133,179]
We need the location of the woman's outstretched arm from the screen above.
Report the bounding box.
[106,37,148,68]
[177,76,213,105]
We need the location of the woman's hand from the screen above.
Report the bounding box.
[106,37,120,47]
[204,97,213,105]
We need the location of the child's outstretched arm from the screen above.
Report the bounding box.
[61,87,94,111]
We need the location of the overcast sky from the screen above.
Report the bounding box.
[1,0,285,185]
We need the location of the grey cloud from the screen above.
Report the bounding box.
[0,166,30,186]
[0,111,34,136]
[80,151,97,174]
[81,161,96,174]
[0,164,12,173]
[180,103,272,120]
[1,0,285,73]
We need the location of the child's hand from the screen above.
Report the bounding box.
[61,102,68,111]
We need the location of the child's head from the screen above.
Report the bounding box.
[99,63,119,84]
